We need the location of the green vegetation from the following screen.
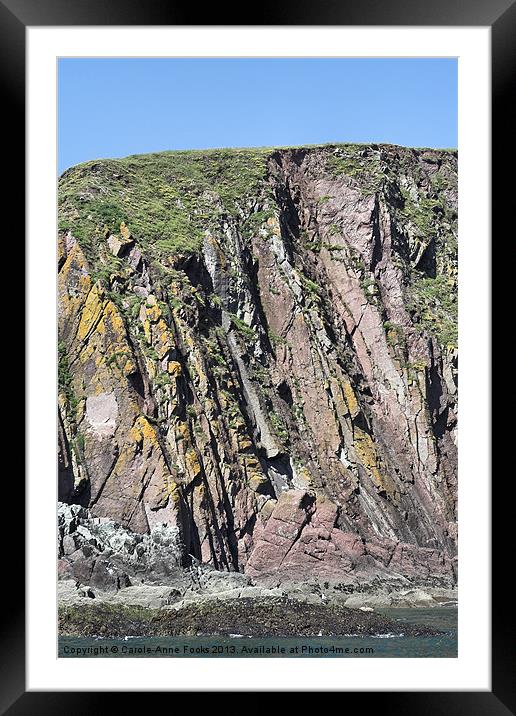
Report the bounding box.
[430,169,450,193]
[106,350,130,369]
[59,143,457,356]
[58,341,79,415]
[382,159,457,350]
[73,432,86,456]
[241,208,276,239]
[250,363,270,384]
[325,146,384,193]
[409,275,457,349]
[58,148,272,259]
[269,411,289,443]
[91,255,124,286]
[229,313,257,342]
[208,292,223,307]
[383,321,406,350]
[300,230,322,252]
[186,405,197,419]
[360,275,379,299]
[142,344,159,361]
[201,337,226,368]
[154,372,173,389]
[300,274,322,299]
[269,330,286,348]
[398,189,443,239]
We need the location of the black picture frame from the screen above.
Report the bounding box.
[4,0,510,710]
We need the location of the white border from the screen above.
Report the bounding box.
[27,27,490,691]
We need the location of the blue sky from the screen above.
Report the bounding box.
[58,58,457,174]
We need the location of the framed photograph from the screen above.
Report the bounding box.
[5,0,509,707]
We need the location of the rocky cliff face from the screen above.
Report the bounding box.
[58,144,458,585]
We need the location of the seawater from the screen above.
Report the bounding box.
[59,607,457,659]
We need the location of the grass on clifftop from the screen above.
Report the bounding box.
[58,148,273,258]
[59,144,457,259]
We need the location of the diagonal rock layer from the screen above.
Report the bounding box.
[58,144,458,585]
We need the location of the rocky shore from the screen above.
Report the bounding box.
[58,502,456,639]
[59,597,441,639]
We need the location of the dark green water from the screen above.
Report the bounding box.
[59,607,457,658]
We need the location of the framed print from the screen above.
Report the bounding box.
[4,0,511,708]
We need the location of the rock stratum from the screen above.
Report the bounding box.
[58,144,458,590]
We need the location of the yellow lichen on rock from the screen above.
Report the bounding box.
[142,318,152,344]
[189,354,209,393]
[294,465,314,489]
[120,222,131,241]
[129,415,160,448]
[165,479,181,504]
[122,358,136,376]
[185,448,202,478]
[176,421,190,442]
[354,427,398,500]
[145,298,162,323]
[153,319,174,359]
[58,145,457,577]
[259,498,277,521]
[58,235,66,267]
[238,435,253,451]
[77,283,106,342]
[99,300,127,338]
[167,360,182,377]
[152,475,182,509]
[343,379,360,418]
[248,473,270,493]
[193,482,207,510]
[93,300,136,376]
[147,304,162,323]
[58,242,92,317]
[266,215,281,237]
[242,454,269,493]
[143,356,157,381]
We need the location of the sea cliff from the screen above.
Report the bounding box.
[58,144,458,611]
